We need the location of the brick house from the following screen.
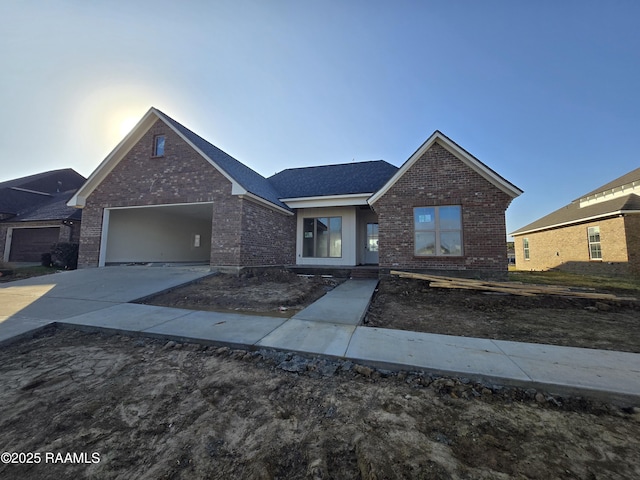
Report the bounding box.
[1,169,85,263]
[511,167,640,275]
[68,108,522,277]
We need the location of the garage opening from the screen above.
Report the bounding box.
[8,227,61,262]
[101,203,213,266]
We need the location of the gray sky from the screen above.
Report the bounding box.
[2,0,639,236]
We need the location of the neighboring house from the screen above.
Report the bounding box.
[0,169,86,263]
[68,108,522,277]
[511,167,640,275]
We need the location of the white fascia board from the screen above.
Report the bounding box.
[509,210,640,236]
[239,192,294,216]
[369,132,523,205]
[282,193,372,209]
[67,108,160,208]
[66,108,281,212]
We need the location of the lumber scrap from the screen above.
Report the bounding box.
[390,270,637,301]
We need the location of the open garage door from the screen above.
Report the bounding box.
[8,227,60,262]
[101,203,213,265]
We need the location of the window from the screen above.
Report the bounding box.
[303,217,342,258]
[414,206,462,256]
[153,135,165,157]
[523,238,530,260]
[588,226,602,260]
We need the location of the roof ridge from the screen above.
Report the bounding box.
[0,168,79,189]
[270,159,391,176]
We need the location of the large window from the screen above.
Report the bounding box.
[588,226,602,260]
[414,206,462,256]
[303,217,342,258]
[523,238,530,260]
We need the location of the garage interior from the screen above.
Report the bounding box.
[102,203,213,265]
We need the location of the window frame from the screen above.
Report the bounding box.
[523,238,530,260]
[152,135,166,157]
[302,216,343,258]
[587,226,602,260]
[413,205,463,257]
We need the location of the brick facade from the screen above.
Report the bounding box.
[78,119,295,268]
[372,142,513,278]
[514,215,639,275]
[1,221,80,262]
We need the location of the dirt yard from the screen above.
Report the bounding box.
[365,277,640,353]
[142,269,343,317]
[144,270,640,354]
[1,328,639,480]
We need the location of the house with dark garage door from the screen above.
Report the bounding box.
[1,169,85,263]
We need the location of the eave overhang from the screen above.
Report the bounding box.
[281,193,372,209]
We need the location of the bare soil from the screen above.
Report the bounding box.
[365,277,640,353]
[1,328,639,479]
[142,269,343,317]
[146,270,640,354]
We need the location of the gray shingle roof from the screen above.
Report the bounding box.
[0,168,85,194]
[0,169,85,218]
[13,191,81,222]
[268,160,398,199]
[159,111,289,210]
[579,167,640,199]
[511,193,640,235]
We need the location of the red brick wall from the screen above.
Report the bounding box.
[513,216,634,275]
[78,119,295,268]
[239,200,296,266]
[372,142,513,277]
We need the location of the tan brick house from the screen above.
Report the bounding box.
[68,108,522,277]
[511,168,640,275]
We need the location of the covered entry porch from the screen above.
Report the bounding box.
[294,205,379,267]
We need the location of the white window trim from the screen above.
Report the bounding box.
[414,206,463,257]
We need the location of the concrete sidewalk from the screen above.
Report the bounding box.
[1,269,640,405]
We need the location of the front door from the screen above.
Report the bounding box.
[365,223,379,264]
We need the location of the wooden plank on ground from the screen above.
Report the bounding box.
[390,270,637,301]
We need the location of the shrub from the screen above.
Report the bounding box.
[50,243,79,270]
[41,253,52,267]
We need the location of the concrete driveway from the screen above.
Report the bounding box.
[0,265,212,342]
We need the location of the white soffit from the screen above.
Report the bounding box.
[282,193,372,209]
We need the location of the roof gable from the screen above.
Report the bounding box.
[369,130,523,205]
[68,108,290,213]
[157,111,288,210]
[268,160,398,199]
